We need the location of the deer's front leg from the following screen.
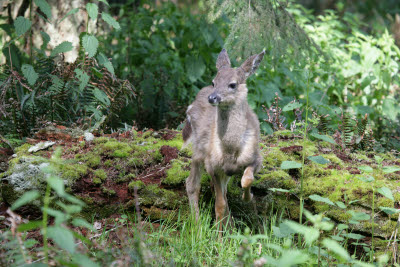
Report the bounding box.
[186,160,202,221]
[241,166,254,202]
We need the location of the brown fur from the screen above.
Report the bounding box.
[185,49,265,233]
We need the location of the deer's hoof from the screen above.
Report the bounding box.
[242,192,253,202]
[241,175,254,188]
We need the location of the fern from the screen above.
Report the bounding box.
[318,114,330,135]
[21,64,38,86]
[341,112,354,148]
[14,17,31,36]
[34,0,52,20]
[82,35,99,58]
[101,12,121,31]
[74,69,90,91]
[51,41,73,56]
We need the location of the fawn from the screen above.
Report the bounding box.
[182,48,264,230]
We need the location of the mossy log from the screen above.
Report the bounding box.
[1,128,400,250]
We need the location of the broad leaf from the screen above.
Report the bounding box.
[14,16,32,36]
[284,220,319,245]
[86,3,98,21]
[382,166,400,174]
[59,8,79,24]
[280,161,302,169]
[282,102,302,111]
[21,64,39,85]
[93,88,110,106]
[309,194,335,206]
[269,188,290,193]
[357,176,375,183]
[101,12,120,30]
[82,34,98,58]
[308,155,330,165]
[71,254,100,267]
[40,31,50,50]
[51,41,73,56]
[98,0,110,6]
[379,207,400,215]
[72,218,96,231]
[342,233,365,240]
[97,53,115,75]
[11,190,40,210]
[322,238,350,261]
[335,201,346,209]
[17,221,42,232]
[358,165,373,173]
[74,69,90,91]
[310,132,336,144]
[377,187,394,201]
[348,211,370,221]
[47,226,75,253]
[48,176,65,196]
[186,56,206,82]
[34,0,52,19]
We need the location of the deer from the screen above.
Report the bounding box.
[182,48,265,232]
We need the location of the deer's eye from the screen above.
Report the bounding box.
[228,83,237,90]
[212,81,215,87]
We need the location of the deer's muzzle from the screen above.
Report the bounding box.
[208,93,221,105]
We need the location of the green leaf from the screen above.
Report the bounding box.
[48,176,65,196]
[40,31,50,50]
[377,187,394,201]
[51,41,73,56]
[34,0,52,19]
[280,161,302,169]
[337,224,348,231]
[21,64,39,86]
[308,155,330,165]
[43,207,68,225]
[86,3,98,21]
[82,34,99,58]
[335,201,346,209]
[74,69,90,91]
[358,165,373,173]
[348,211,370,221]
[186,56,206,82]
[14,16,32,36]
[98,0,110,6]
[310,132,336,145]
[342,233,365,240]
[97,53,115,75]
[357,176,375,183]
[101,12,120,30]
[379,207,400,215]
[11,190,40,210]
[282,102,302,111]
[309,194,335,206]
[59,8,79,24]
[382,166,400,174]
[47,226,75,253]
[93,88,110,106]
[284,220,319,245]
[269,188,290,193]
[322,238,350,261]
[17,220,43,232]
[72,218,96,231]
[71,254,100,267]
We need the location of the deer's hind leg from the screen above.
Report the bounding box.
[241,165,255,202]
[186,160,202,221]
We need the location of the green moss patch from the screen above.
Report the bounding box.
[163,160,190,185]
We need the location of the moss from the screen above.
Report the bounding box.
[375,197,393,208]
[273,130,294,138]
[87,155,101,168]
[163,160,190,185]
[141,206,178,221]
[380,220,397,235]
[350,152,370,162]
[14,143,31,154]
[79,141,85,148]
[128,180,145,190]
[93,169,107,184]
[139,184,183,209]
[104,159,113,167]
[93,137,109,144]
[101,141,133,158]
[322,154,343,166]
[263,147,294,166]
[102,186,116,196]
[326,209,352,222]
[113,149,130,158]
[127,157,144,168]
[303,165,332,178]
[253,169,294,190]
[59,163,88,183]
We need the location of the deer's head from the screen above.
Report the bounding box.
[208,49,265,107]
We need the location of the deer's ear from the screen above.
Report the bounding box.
[240,50,265,78]
[216,49,231,70]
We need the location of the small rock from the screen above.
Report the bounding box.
[84,132,95,142]
[28,141,56,153]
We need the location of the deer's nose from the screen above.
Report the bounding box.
[208,93,221,105]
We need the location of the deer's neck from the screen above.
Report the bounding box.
[216,101,247,151]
